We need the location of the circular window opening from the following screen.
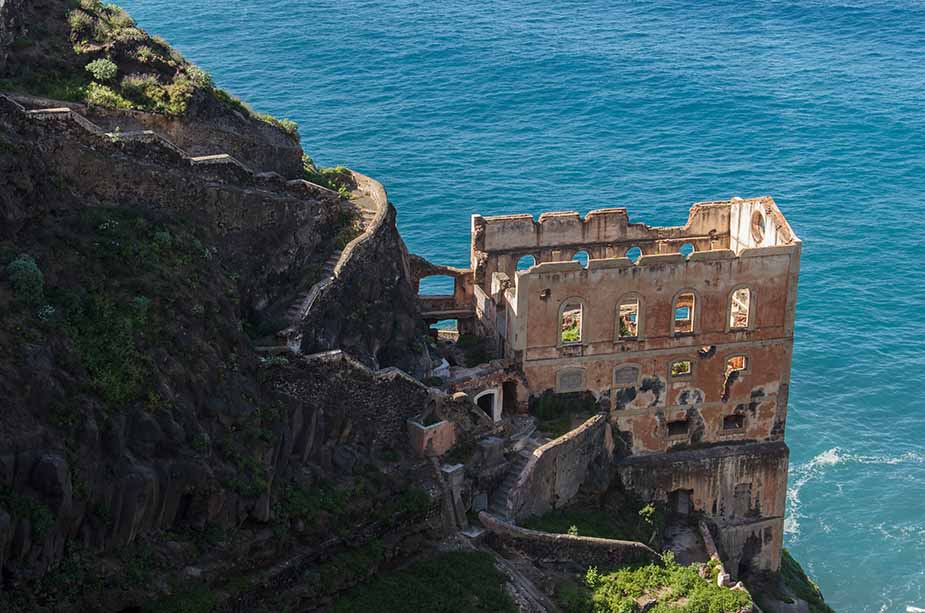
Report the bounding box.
[751,211,766,244]
[679,242,695,258]
[625,246,642,263]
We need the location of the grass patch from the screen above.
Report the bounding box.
[333,550,516,613]
[561,553,752,613]
[522,500,664,545]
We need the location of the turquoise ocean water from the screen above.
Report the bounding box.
[117,1,925,609]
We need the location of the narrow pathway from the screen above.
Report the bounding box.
[276,173,385,351]
[490,438,544,519]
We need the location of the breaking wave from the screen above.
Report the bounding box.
[786,447,925,537]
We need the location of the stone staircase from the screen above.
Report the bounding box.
[273,175,385,353]
[489,437,544,519]
[1,95,338,198]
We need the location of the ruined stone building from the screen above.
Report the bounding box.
[414,196,801,579]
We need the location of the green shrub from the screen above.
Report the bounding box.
[85,82,131,109]
[6,254,44,305]
[85,58,118,82]
[569,556,752,613]
[121,72,160,100]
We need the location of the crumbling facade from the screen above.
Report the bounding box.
[419,196,800,579]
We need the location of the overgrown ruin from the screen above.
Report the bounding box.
[416,197,800,580]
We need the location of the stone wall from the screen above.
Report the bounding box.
[508,413,614,521]
[0,96,346,311]
[87,102,304,178]
[479,511,659,568]
[617,441,789,576]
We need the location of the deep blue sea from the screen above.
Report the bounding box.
[117,1,925,609]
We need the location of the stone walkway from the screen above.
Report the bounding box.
[276,172,386,352]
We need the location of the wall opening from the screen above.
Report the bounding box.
[673,292,695,334]
[724,414,746,431]
[516,255,536,270]
[572,250,589,268]
[561,301,583,344]
[670,360,692,378]
[418,274,455,296]
[475,390,500,422]
[722,355,748,401]
[726,355,748,374]
[730,287,751,329]
[669,489,694,515]
[667,419,690,437]
[617,297,639,338]
[502,380,517,412]
[679,242,695,257]
[625,246,642,263]
[751,210,766,244]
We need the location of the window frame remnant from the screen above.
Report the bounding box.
[555,367,586,394]
[670,360,693,378]
[617,294,641,339]
[673,291,696,335]
[559,299,584,345]
[613,365,640,387]
[729,287,752,330]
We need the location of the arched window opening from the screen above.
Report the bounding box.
[751,210,766,244]
[679,242,695,257]
[730,287,751,329]
[561,301,583,344]
[475,389,501,423]
[673,292,695,334]
[625,246,642,264]
[572,250,589,268]
[618,297,640,338]
[516,255,537,271]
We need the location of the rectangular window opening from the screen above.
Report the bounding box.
[723,414,745,430]
[725,355,748,375]
[730,288,751,329]
[618,299,639,338]
[671,360,692,378]
[674,293,695,334]
[667,419,689,437]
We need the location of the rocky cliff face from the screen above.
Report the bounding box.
[0,0,303,176]
[0,91,442,610]
[301,202,430,375]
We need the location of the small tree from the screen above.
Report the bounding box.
[85,58,118,82]
[6,254,44,305]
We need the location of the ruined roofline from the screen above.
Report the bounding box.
[473,196,799,243]
[472,196,799,262]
